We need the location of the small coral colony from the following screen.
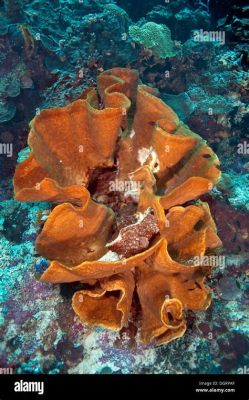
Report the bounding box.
[13,68,222,346]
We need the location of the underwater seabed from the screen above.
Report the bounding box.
[0,198,248,373]
[0,187,248,374]
[0,0,249,374]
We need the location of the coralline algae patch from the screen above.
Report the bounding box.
[215,171,249,213]
[0,199,61,369]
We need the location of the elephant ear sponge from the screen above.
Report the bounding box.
[129,22,176,59]
[13,67,222,346]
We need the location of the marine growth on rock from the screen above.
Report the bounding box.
[13,68,222,345]
[129,22,176,59]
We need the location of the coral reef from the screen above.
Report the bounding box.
[0,0,137,120]
[118,0,210,41]
[13,68,221,346]
[1,0,247,185]
[146,3,210,42]
[215,171,249,212]
[3,0,23,21]
[0,36,30,124]
[0,0,248,375]
[205,195,249,255]
[215,1,249,42]
[21,0,136,73]
[129,22,176,59]
[0,20,51,181]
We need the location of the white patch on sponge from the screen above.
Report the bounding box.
[98,251,121,262]
[137,147,160,173]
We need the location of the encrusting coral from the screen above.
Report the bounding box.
[129,22,176,59]
[13,67,222,345]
